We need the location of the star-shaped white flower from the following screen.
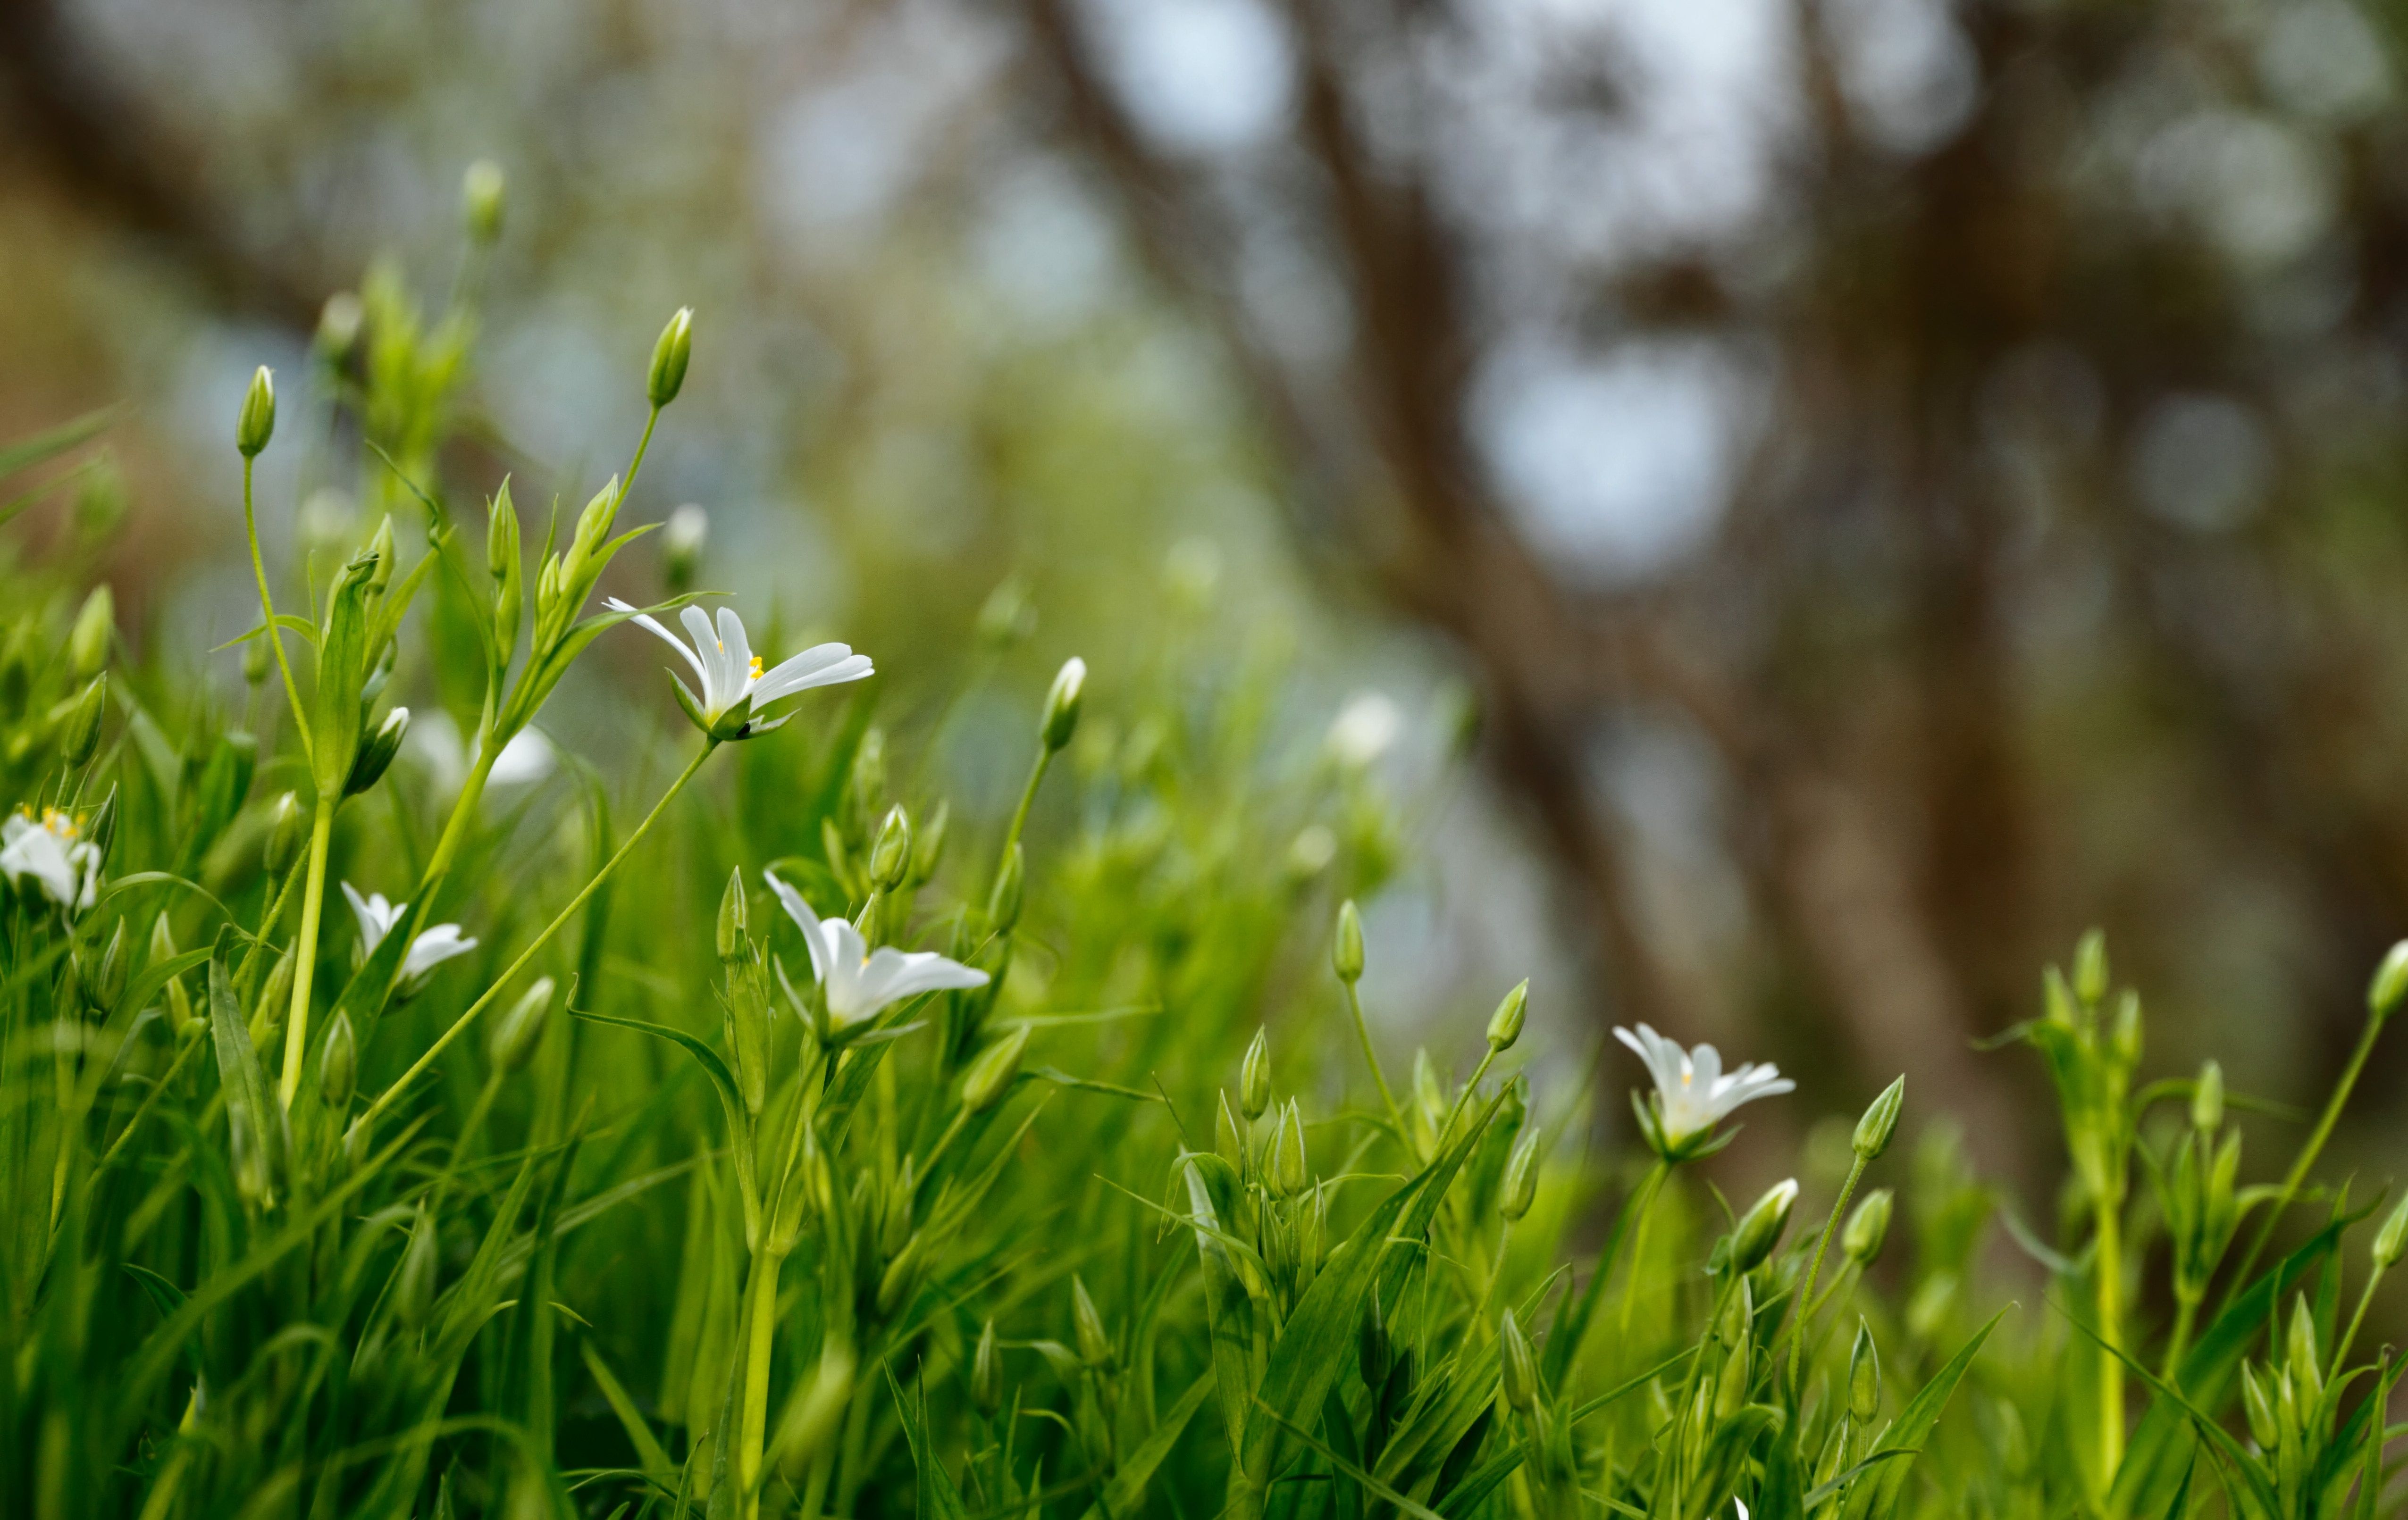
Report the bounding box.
[607,599,871,739]
[1,806,101,912]
[1616,1023,1794,1156]
[763,871,987,1030]
[342,882,479,984]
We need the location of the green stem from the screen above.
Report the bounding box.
[1789,1154,1868,1401]
[2331,1265,2384,1377]
[357,741,715,1128]
[2228,1010,2390,1302]
[2096,1194,2126,1487]
[624,406,662,497]
[998,747,1051,886]
[1435,1046,1500,1154]
[2163,1293,2199,1385]
[277,795,336,1110]
[736,1244,789,1516]
[241,457,314,768]
[1614,1163,1672,1343]
[1342,979,1403,1134]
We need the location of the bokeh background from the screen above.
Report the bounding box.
[7,0,2408,1203]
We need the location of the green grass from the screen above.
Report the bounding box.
[2,190,2405,1520]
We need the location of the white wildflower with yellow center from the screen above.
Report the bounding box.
[1,806,101,911]
[1616,1022,1794,1151]
[763,871,987,1030]
[607,599,871,734]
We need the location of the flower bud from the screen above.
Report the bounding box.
[486,479,521,579]
[1848,1321,1880,1421]
[2240,1362,2279,1449]
[488,976,555,1075]
[59,674,106,767]
[1333,900,1365,984]
[2374,1190,2408,1271]
[647,308,693,409]
[870,806,912,892]
[1072,1276,1115,1372]
[68,585,113,679]
[2287,1296,2322,1400]
[663,504,706,593]
[976,576,1035,649]
[1040,657,1085,752]
[2110,989,2143,1065]
[2072,928,2109,1005]
[908,801,949,887]
[2192,1060,2224,1134]
[1842,1188,1894,1265]
[1239,1027,1272,1122]
[1730,1178,1799,1272]
[2371,940,2408,1023]
[1271,1098,1309,1199]
[961,1024,1030,1115]
[1486,979,1528,1052]
[1499,1309,1538,1414]
[987,844,1024,935]
[1853,1075,1905,1160]
[363,516,396,600]
[462,159,505,243]
[972,1320,1003,1418]
[316,293,363,364]
[1500,1127,1540,1222]
[344,707,410,797]
[243,631,273,687]
[237,367,276,458]
[716,868,748,962]
[263,793,304,876]
[319,1012,357,1110]
[85,919,127,1012]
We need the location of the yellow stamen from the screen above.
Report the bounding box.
[749,655,763,679]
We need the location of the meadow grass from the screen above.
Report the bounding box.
[3,185,2405,1520]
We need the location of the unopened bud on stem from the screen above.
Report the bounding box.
[1333,900,1365,984]
[961,1024,1029,1115]
[1853,1075,1905,1159]
[1500,1310,1538,1413]
[1486,979,1528,1052]
[647,308,693,410]
[237,367,276,458]
[462,159,505,243]
[1500,1127,1540,1222]
[344,707,409,797]
[68,585,113,679]
[1842,1188,1894,1264]
[717,868,748,962]
[488,976,555,1074]
[2192,1060,2224,1133]
[1730,1178,1799,1272]
[1040,657,1085,752]
[1240,1027,1272,1122]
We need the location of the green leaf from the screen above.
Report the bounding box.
[888,1365,972,1520]
[1842,1306,2010,1520]
[0,406,116,484]
[1084,1369,1216,1519]
[206,947,284,1208]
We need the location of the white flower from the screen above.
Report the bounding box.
[1328,692,1402,769]
[1,806,101,912]
[1615,1023,1794,1153]
[763,871,987,1030]
[607,599,871,737]
[342,882,479,984]
[409,710,555,795]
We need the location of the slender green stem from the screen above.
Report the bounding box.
[240,457,314,768]
[1435,1046,1499,1153]
[1614,1163,1672,1341]
[357,741,715,1128]
[2228,1010,2390,1301]
[2163,1293,2199,1385]
[1342,980,1403,1133]
[1789,1153,1867,1401]
[624,406,662,497]
[2331,1264,2384,1376]
[736,1244,789,1517]
[998,747,1051,887]
[277,795,336,1110]
[2095,1194,2126,1487]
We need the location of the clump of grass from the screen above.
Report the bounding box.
[2,170,2405,1520]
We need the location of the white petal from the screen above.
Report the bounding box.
[714,608,755,698]
[763,872,836,985]
[609,598,710,689]
[489,728,555,786]
[752,644,871,705]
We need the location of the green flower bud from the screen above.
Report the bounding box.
[908,801,948,887]
[243,629,273,687]
[1842,1187,1894,1265]
[68,585,113,679]
[647,307,693,409]
[487,976,555,1075]
[2111,989,2143,1065]
[2072,928,2109,1005]
[363,516,396,600]
[263,792,304,876]
[2375,1189,2408,1271]
[1499,1309,1538,1413]
[393,1205,437,1331]
[1271,1098,1308,1199]
[344,707,409,797]
[1333,899,1365,984]
[319,1012,357,1110]
[58,674,106,768]
[870,806,912,892]
[776,1339,857,1483]
[1072,1275,1115,1372]
[2192,1060,2224,1134]
[971,1320,1002,1418]
[1486,979,1528,1052]
[237,367,276,458]
[1500,1126,1541,1222]
[1040,657,1086,752]
[462,159,505,243]
[1730,1178,1799,1272]
[1240,1027,1272,1122]
[988,844,1024,935]
[1854,1075,1905,1159]
[1848,1321,1880,1421]
[2240,1362,2278,1449]
[663,503,706,593]
[961,1024,1030,1115]
[2370,940,2408,1023]
[2287,1295,2322,1401]
[84,919,127,1012]
[976,576,1035,649]
[716,868,748,962]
